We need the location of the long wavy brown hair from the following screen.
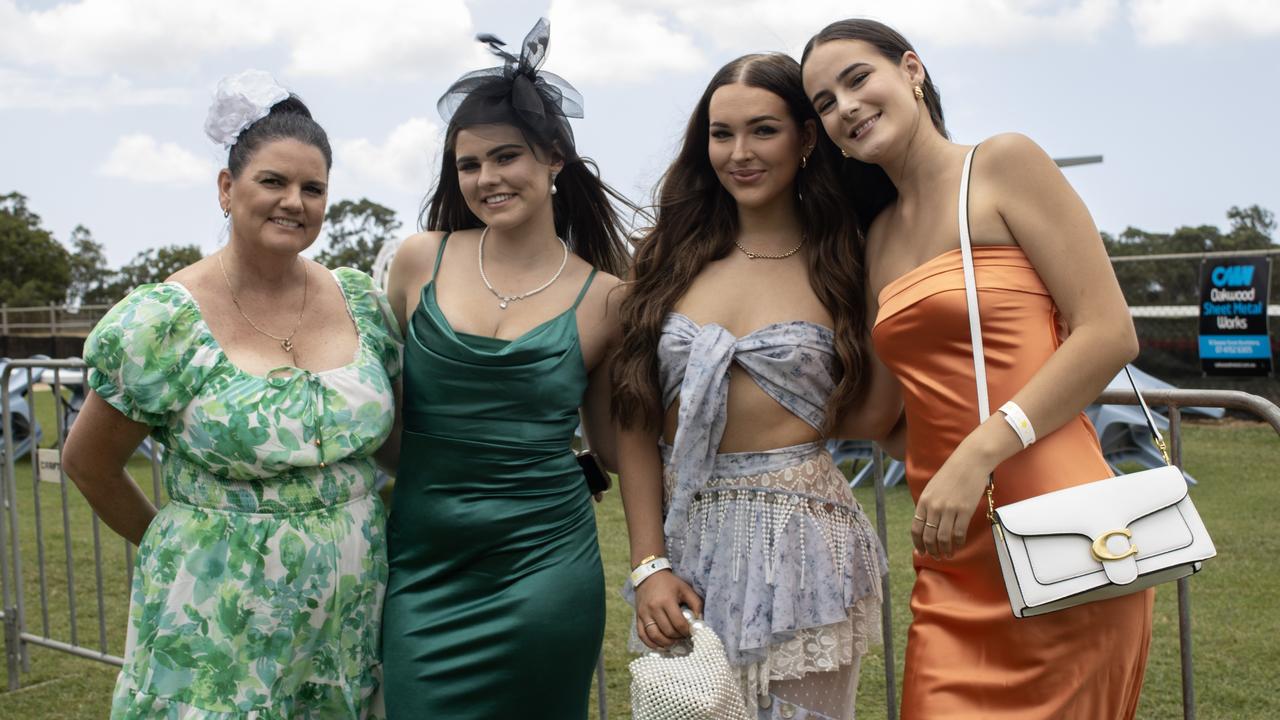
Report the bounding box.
[612,53,871,433]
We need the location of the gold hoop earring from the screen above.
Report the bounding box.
[914,85,925,101]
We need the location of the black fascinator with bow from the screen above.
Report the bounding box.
[437,18,583,146]
[424,18,630,277]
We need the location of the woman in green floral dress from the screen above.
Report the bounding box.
[63,72,401,719]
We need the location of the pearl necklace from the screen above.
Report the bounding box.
[477,226,570,309]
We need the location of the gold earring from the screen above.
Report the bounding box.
[840,148,849,158]
[914,85,925,100]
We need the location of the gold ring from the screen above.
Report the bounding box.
[643,621,659,629]
[925,522,939,529]
[913,515,926,522]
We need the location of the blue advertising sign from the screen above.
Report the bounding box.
[1199,257,1272,375]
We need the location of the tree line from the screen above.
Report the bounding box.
[1105,204,1277,306]
[2,189,1275,309]
[0,192,402,307]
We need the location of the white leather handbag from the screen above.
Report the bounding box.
[629,610,753,720]
[954,145,1217,618]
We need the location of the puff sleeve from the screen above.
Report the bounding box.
[334,267,404,383]
[83,283,211,427]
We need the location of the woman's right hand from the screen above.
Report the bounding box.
[634,570,704,650]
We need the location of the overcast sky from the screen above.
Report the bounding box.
[2,0,1278,266]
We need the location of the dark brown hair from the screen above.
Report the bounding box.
[612,53,871,432]
[802,18,949,230]
[421,79,629,276]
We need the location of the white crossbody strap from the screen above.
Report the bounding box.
[957,145,1170,466]
[957,146,990,422]
[958,146,1004,523]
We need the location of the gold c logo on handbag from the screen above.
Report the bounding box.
[1091,528,1139,562]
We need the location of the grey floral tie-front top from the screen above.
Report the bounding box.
[642,311,885,692]
[657,312,837,550]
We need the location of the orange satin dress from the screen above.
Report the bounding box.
[872,245,1153,719]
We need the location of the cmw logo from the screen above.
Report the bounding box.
[1211,265,1255,287]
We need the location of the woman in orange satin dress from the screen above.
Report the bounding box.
[802,20,1153,719]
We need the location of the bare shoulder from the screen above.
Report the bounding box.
[587,269,625,296]
[976,133,1057,184]
[579,267,624,315]
[385,230,450,324]
[574,269,625,357]
[392,230,450,277]
[389,230,457,289]
[300,255,331,274]
[165,255,210,285]
[164,256,219,299]
[979,132,1046,160]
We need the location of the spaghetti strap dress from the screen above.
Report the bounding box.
[382,233,606,719]
[871,148,1153,719]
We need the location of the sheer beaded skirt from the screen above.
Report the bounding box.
[636,445,885,719]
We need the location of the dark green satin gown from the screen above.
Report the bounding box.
[383,234,605,719]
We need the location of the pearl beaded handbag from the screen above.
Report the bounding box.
[629,610,753,720]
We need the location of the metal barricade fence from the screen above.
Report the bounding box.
[2,355,1279,720]
[1,358,166,692]
[1092,387,1280,720]
[852,387,1280,720]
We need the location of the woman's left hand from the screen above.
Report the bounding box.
[911,443,995,560]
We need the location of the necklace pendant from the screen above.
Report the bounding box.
[281,338,294,352]
[499,300,509,309]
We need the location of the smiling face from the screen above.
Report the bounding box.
[453,123,562,232]
[707,82,814,211]
[219,138,328,255]
[802,39,926,165]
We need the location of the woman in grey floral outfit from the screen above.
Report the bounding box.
[614,55,902,719]
[63,71,401,719]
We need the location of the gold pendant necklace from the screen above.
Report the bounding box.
[218,252,308,353]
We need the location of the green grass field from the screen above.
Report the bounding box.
[1,387,1276,718]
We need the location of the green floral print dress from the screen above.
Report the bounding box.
[84,267,401,719]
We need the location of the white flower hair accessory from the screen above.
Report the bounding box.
[203,70,290,148]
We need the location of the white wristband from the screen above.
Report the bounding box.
[999,401,1036,448]
[630,557,672,587]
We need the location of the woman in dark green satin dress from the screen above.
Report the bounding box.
[381,20,631,719]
